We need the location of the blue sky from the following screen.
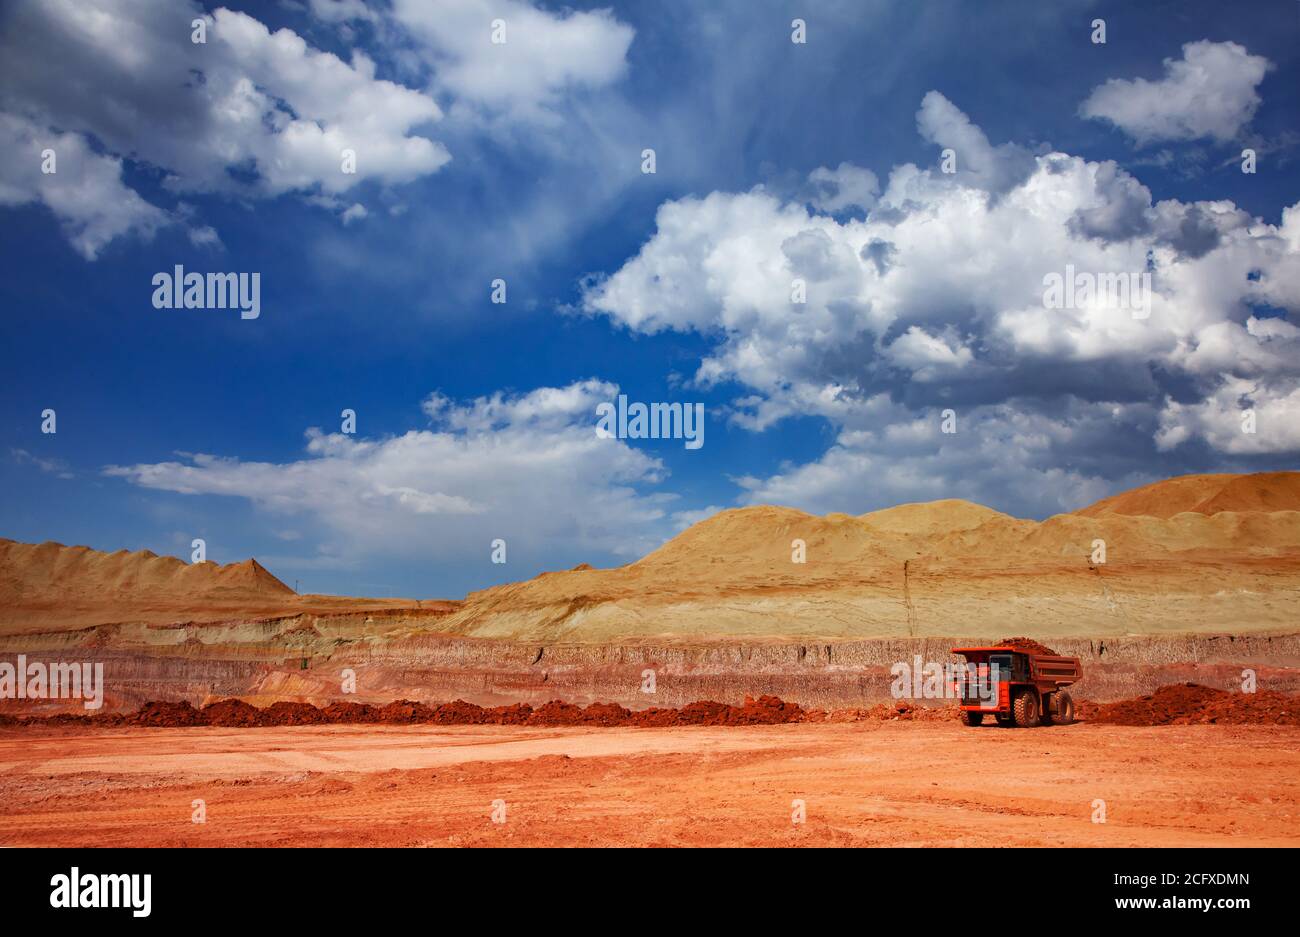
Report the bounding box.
[1,0,1298,597]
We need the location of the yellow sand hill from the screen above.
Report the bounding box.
[0,539,293,604]
[437,472,1300,642]
[0,538,440,631]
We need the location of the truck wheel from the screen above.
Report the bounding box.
[1055,692,1075,725]
[1012,691,1039,728]
[960,710,983,726]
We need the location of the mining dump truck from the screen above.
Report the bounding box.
[950,646,1081,727]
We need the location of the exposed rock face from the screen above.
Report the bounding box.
[3,627,1298,714]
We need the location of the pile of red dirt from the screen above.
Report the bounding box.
[526,701,590,725]
[489,703,534,725]
[674,700,732,725]
[136,700,205,727]
[320,701,379,723]
[201,698,268,727]
[997,637,1059,656]
[429,699,488,725]
[1085,683,1300,726]
[263,701,329,725]
[719,695,805,725]
[619,696,806,727]
[0,695,807,729]
[495,696,805,728]
[376,700,437,723]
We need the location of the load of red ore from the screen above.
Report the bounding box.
[997,636,1060,656]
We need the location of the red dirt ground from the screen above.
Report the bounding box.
[1,719,1296,847]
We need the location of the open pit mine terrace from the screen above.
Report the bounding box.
[3,612,1298,716]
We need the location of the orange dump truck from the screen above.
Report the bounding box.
[950,646,1082,727]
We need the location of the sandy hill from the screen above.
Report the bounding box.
[0,538,447,632]
[0,539,294,603]
[860,499,1010,535]
[1075,471,1300,518]
[435,472,1300,643]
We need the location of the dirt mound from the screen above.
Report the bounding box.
[3,696,811,729]
[675,700,733,725]
[997,636,1060,656]
[377,699,437,723]
[135,700,205,727]
[1086,683,1300,726]
[1075,471,1300,518]
[527,701,588,726]
[262,701,327,725]
[487,703,533,725]
[201,698,268,727]
[430,700,487,725]
[511,698,806,727]
[723,695,805,725]
[429,700,539,725]
[320,701,379,723]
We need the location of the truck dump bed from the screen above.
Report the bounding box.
[951,646,1082,688]
[1030,654,1081,685]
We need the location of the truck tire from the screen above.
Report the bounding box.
[1055,691,1075,725]
[1012,690,1039,728]
[960,710,983,726]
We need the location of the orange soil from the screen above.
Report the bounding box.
[1075,471,1300,518]
[0,720,1296,847]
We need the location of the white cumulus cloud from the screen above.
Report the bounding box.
[105,381,676,568]
[0,113,169,260]
[1080,41,1271,145]
[582,91,1300,512]
[0,0,453,257]
[389,0,635,123]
